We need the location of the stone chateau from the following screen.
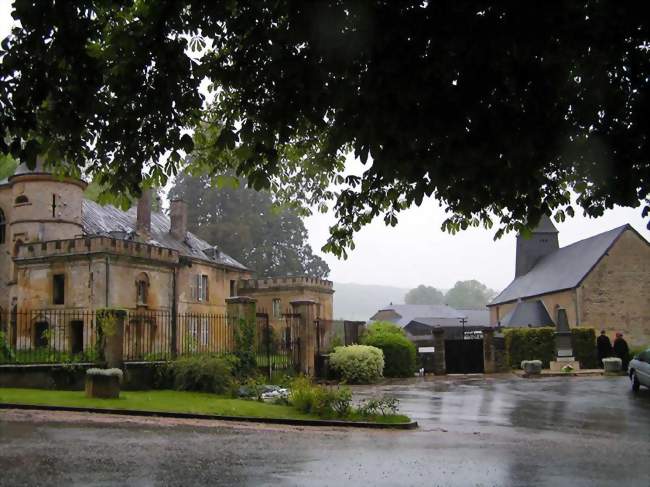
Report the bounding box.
[0,162,334,320]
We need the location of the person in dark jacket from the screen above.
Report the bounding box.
[596,330,613,365]
[613,332,630,369]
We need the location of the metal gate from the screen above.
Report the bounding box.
[256,312,301,379]
[444,339,485,374]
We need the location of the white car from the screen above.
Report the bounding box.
[628,348,650,392]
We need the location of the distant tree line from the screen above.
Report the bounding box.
[405,281,497,309]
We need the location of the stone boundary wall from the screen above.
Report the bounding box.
[0,363,161,391]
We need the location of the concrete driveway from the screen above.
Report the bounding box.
[1,375,649,486]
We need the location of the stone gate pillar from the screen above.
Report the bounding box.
[483,328,496,374]
[226,296,257,323]
[433,328,446,375]
[97,308,126,369]
[290,300,319,376]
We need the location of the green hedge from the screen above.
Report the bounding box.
[362,321,416,377]
[363,331,417,377]
[504,326,598,369]
[571,328,598,369]
[504,327,556,368]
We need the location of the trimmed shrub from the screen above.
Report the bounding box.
[363,331,417,378]
[329,345,384,383]
[630,345,649,358]
[504,327,555,368]
[365,321,405,337]
[167,354,235,394]
[571,328,598,368]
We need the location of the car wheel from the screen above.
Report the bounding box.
[631,371,640,392]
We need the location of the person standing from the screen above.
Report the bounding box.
[613,332,630,370]
[596,330,613,365]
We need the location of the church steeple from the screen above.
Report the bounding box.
[515,215,560,278]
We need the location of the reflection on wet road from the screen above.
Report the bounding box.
[1,376,649,486]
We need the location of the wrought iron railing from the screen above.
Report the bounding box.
[0,308,303,373]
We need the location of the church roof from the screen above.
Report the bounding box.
[529,214,559,234]
[81,199,248,271]
[490,225,633,305]
[499,300,554,328]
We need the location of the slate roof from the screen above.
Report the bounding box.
[370,304,489,327]
[490,225,632,305]
[499,300,553,328]
[371,304,465,327]
[455,309,491,327]
[81,199,248,270]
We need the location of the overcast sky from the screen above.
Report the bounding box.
[2,4,648,292]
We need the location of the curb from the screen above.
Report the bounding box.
[519,371,604,378]
[0,403,418,430]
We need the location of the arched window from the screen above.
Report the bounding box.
[14,195,29,205]
[0,208,5,244]
[135,272,150,306]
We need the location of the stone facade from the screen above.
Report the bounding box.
[489,227,650,346]
[237,277,334,328]
[0,164,333,323]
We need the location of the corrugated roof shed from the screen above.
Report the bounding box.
[490,225,631,305]
[82,199,248,270]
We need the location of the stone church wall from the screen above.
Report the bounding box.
[579,229,650,346]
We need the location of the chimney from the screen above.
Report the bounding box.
[136,188,151,235]
[170,199,188,240]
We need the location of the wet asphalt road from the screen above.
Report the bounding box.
[0,375,649,486]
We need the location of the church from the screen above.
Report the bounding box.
[488,216,650,346]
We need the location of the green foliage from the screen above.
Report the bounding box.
[3,3,649,257]
[630,345,650,358]
[358,397,400,417]
[405,285,445,305]
[0,331,15,361]
[288,376,352,418]
[169,172,329,278]
[362,331,417,378]
[504,327,556,369]
[260,324,279,355]
[365,321,405,337]
[233,317,257,377]
[166,355,235,394]
[329,345,384,384]
[444,280,497,310]
[0,153,18,180]
[288,376,317,413]
[571,328,598,369]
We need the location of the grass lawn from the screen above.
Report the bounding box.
[0,388,411,424]
[0,388,315,420]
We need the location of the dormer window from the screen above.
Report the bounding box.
[14,195,29,205]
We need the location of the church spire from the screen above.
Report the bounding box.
[515,215,560,278]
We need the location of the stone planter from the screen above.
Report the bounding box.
[521,360,542,375]
[85,368,123,399]
[602,357,622,373]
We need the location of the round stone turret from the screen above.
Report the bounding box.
[6,160,87,244]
